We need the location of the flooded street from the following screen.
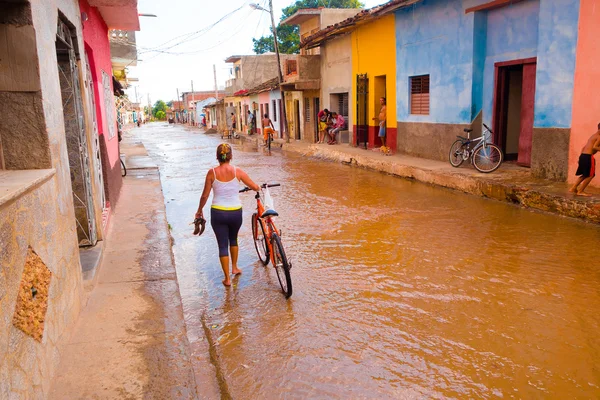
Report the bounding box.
[134,123,600,399]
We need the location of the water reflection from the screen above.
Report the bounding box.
[136,124,600,399]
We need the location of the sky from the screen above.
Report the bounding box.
[128,0,384,105]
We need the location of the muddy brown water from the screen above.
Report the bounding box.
[134,123,600,399]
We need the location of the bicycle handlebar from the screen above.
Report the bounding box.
[239,183,280,193]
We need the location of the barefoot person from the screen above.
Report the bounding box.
[262,113,275,146]
[195,144,259,286]
[570,124,600,196]
[373,97,387,151]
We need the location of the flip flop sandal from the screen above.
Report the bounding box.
[192,217,206,235]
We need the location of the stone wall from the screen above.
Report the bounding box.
[397,121,470,161]
[0,0,87,396]
[0,176,83,398]
[531,127,570,181]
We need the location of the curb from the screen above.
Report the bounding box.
[282,143,600,224]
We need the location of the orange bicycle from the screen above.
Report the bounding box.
[240,183,292,298]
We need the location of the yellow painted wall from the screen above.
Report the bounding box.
[351,14,397,128]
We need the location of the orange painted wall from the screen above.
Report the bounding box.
[569,0,600,187]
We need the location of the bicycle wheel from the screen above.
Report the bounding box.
[449,140,465,167]
[473,144,503,173]
[268,134,272,151]
[271,233,292,298]
[251,213,269,265]
[120,158,127,177]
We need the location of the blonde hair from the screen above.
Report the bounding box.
[216,143,232,163]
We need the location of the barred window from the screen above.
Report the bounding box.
[272,100,277,121]
[304,98,310,122]
[410,75,430,115]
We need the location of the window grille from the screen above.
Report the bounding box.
[272,100,277,121]
[337,93,349,117]
[304,98,310,122]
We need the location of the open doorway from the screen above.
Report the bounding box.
[56,18,97,247]
[493,59,536,166]
[294,100,301,140]
[374,75,386,147]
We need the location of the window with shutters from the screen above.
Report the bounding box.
[272,100,277,121]
[410,75,430,115]
[305,98,311,122]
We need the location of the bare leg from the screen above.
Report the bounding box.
[318,131,324,143]
[576,176,594,196]
[569,176,584,193]
[219,256,231,286]
[231,245,241,275]
[381,136,386,148]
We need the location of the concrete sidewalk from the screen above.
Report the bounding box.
[49,156,198,398]
[227,129,599,224]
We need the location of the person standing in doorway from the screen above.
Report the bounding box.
[317,108,330,144]
[569,124,600,196]
[373,97,388,153]
[247,110,255,135]
[194,144,260,286]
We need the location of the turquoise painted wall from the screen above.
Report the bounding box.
[534,0,580,128]
[395,0,580,129]
[395,0,475,124]
[481,0,540,127]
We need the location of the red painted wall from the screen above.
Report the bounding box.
[80,0,122,204]
[569,0,600,187]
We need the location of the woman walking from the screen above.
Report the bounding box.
[195,144,259,286]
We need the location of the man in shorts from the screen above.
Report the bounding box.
[262,113,275,146]
[569,123,600,196]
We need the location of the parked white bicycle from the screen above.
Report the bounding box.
[449,123,503,173]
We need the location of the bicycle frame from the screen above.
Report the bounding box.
[460,127,493,161]
[253,190,280,265]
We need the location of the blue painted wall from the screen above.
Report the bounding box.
[481,0,540,127]
[395,0,475,124]
[534,0,580,128]
[395,0,580,129]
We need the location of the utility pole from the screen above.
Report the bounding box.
[176,88,180,123]
[213,64,219,101]
[191,80,195,126]
[268,0,289,143]
[147,93,151,120]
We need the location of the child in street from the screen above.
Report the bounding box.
[569,124,600,196]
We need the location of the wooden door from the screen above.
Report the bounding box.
[518,62,536,167]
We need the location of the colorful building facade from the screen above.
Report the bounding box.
[352,13,397,149]
[394,0,599,184]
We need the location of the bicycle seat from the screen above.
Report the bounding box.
[261,209,279,218]
[464,128,473,133]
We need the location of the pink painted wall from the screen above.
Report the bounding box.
[569,0,600,187]
[79,0,119,169]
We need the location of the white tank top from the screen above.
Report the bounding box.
[211,167,242,210]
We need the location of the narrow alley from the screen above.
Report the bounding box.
[134,122,600,398]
